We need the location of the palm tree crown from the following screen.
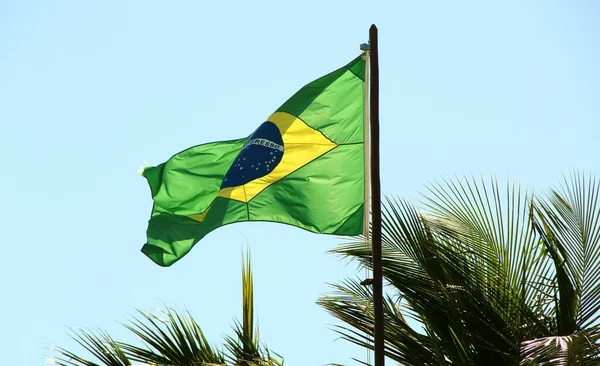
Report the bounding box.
[52,252,283,366]
[320,173,600,365]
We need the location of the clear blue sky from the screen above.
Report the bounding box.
[1,1,598,365]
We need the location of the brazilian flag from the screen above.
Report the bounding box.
[141,56,365,266]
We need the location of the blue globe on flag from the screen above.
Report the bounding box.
[221,121,284,189]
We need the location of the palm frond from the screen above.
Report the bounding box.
[520,327,600,365]
[225,250,284,366]
[323,175,600,364]
[533,172,600,331]
[118,307,226,365]
[52,251,283,365]
[319,278,441,365]
[53,329,131,366]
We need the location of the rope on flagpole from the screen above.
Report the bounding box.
[360,41,372,366]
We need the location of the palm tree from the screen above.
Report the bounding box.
[319,173,600,365]
[52,253,283,366]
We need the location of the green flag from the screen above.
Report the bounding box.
[141,56,365,266]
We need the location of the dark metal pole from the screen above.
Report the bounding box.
[369,24,384,366]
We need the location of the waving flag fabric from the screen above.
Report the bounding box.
[141,56,365,266]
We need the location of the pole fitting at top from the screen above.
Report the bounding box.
[360,42,370,51]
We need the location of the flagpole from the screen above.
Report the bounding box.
[369,24,384,366]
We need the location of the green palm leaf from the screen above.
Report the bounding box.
[53,329,131,366]
[52,251,282,366]
[224,251,284,366]
[322,174,600,365]
[533,173,600,331]
[119,307,226,365]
